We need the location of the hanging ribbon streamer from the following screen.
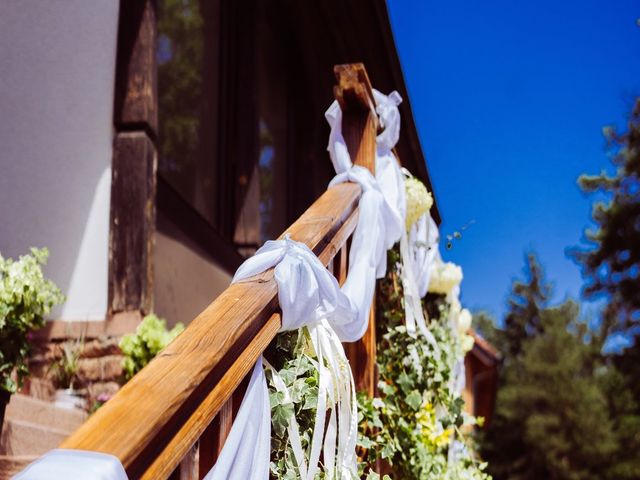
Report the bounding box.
[207,236,362,480]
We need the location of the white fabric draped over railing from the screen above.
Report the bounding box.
[16,89,443,480]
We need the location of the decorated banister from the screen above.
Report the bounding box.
[48,64,381,480]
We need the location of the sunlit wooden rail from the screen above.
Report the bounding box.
[58,63,379,480]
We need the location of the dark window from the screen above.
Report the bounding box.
[156,0,336,263]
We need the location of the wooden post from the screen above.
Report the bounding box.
[109,0,158,320]
[334,63,378,397]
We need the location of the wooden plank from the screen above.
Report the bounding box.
[215,400,233,460]
[114,0,157,132]
[336,245,348,286]
[197,418,217,479]
[336,63,378,397]
[108,132,157,316]
[345,299,377,396]
[61,182,361,478]
[333,63,375,113]
[178,442,199,480]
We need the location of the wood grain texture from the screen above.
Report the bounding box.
[178,442,199,480]
[62,183,361,478]
[114,0,158,132]
[108,132,157,316]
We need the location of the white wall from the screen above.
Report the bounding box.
[0,1,120,321]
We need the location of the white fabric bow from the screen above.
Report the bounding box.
[208,235,361,480]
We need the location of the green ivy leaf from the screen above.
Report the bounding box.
[405,390,422,410]
[271,401,294,437]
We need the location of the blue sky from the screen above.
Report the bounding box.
[387,0,640,322]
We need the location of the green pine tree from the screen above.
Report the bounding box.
[478,256,631,480]
[503,252,552,358]
[571,99,640,339]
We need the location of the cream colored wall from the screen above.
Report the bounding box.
[154,213,232,329]
[0,1,119,321]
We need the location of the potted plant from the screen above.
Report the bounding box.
[50,335,85,410]
[0,248,64,435]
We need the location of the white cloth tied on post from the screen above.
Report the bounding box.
[327,89,441,347]
[207,236,361,480]
[208,91,417,480]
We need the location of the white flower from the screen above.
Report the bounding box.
[457,308,472,336]
[428,261,463,296]
[405,176,433,230]
[461,334,475,353]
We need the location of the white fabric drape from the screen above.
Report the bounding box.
[14,449,128,480]
[204,358,271,480]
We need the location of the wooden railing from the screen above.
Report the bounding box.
[59,63,379,480]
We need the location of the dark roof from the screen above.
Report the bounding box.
[280,0,441,223]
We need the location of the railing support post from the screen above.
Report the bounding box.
[334,63,378,397]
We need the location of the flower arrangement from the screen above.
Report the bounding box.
[405,177,433,230]
[119,313,184,380]
[265,246,487,479]
[357,248,489,479]
[0,248,64,394]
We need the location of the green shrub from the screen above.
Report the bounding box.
[119,314,184,380]
[0,248,64,393]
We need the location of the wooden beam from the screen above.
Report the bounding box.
[108,132,157,316]
[178,442,199,480]
[61,183,361,478]
[114,0,158,133]
[108,0,159,323]
[335,63,379,397]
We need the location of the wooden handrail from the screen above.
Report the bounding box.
[58,63,378,479]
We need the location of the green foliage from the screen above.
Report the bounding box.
[266,329,324,479]
[503,252,551,357]
[571,99,640,338]
[0,248,64,394]
[119,314,184,381]
[50,336,84,390]
[479,255,640,480]
[265,247,489,479]
[357,247,490,479]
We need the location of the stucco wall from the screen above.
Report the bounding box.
[0,2,119,321]
[154,211,232,329]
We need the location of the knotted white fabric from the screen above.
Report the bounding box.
[208,236,361,480]
[14,449,128,480]
[327,90,441,345]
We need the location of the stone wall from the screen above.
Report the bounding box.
[25,337,123,411]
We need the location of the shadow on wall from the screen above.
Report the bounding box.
[0,0,119,321]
